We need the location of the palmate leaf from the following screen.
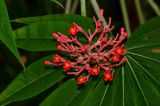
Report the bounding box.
[0,15,160,106]
[38,17,160,105]
[0,0,22,65]
[13,15,94,51]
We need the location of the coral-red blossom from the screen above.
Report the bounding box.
[112,55,120,62]
[104,71,113,81]
[68,25,78,35]
[44,9,127,85]
[89,66,100,76]
[63,61,71,71]
[77,76,86,85]
[53,54,61,63]
[115,47,124,55]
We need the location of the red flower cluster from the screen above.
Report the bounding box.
[44,9,127,85]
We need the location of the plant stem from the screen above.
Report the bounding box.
[65,0,72,14]
[134,0,144,24]
[71,0,79,14]
[80,0,86,16]
[120,0,131,37]
[147,0,160,16]
[90,0,107,26]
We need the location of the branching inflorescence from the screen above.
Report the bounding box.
[44,9,127,85]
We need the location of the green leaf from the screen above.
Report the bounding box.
[68,80,98,106]
[125,16,160,50]
[14,21,69,51]
[14,15,94,51]
[0,55,65,106]
[125,16,160,67]
[125,56,160,106]
[11,14,93,24]
[0,0,22,65]
[40,79,79,106]
[51,0,64,9]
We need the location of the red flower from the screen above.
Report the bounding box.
[63,61,71,71]
[104,71,113,81]
[45,9,127,85]
[53,54,61,63]
[77,76,86,85]
[68,25,78,35]
[115,47,124,55]
[89,66,100,76]
[111,55,120,62]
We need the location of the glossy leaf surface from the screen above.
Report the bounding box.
[14,15,94,51]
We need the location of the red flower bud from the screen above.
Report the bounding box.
[53,54,61,63]
[68,25,78,35]
[85,64,91,71]
[103,71,113,81]
[77,76,86,85]
[43,60,50,65]
[56,37,62,42]
[52,33,57,37]
[100,9,104,16]
[121,57,126,63]
[123,32,128,38]
[89,66,100,76]
[103,58,107,62]
[120,27,124,35]
[57,45,63,50]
